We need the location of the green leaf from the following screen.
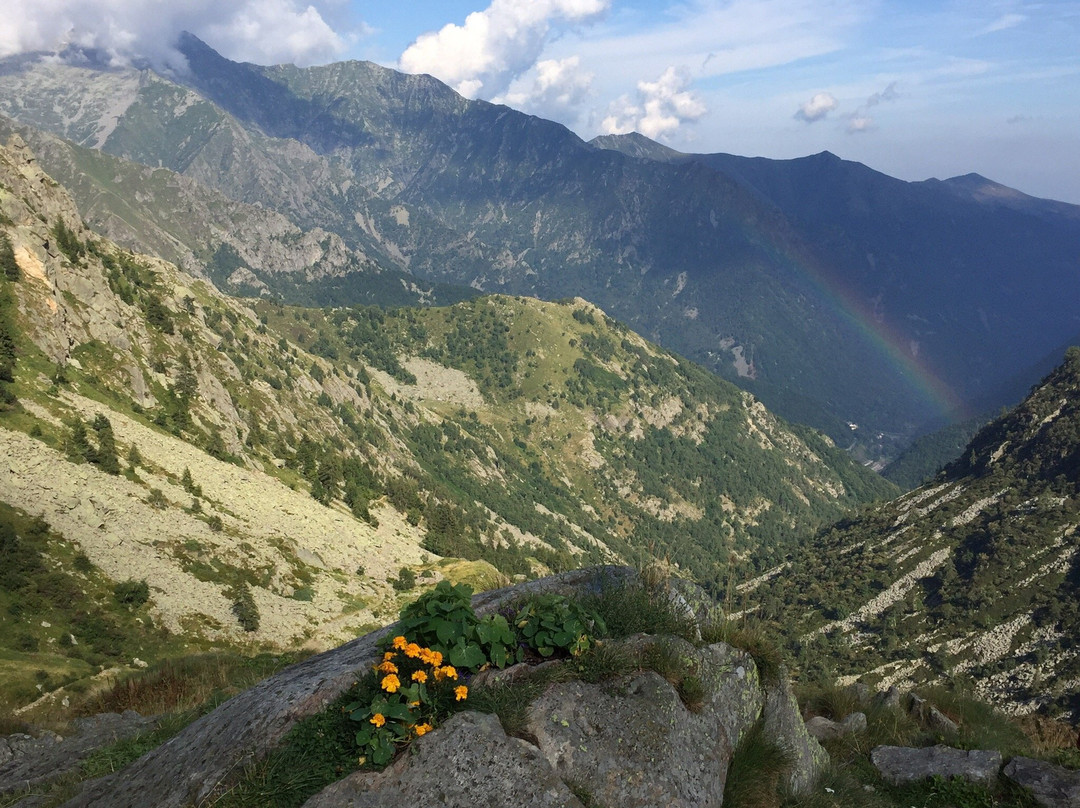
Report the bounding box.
[449,641,487,669]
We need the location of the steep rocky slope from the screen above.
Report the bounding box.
[753,350,1080,719]
[0,137,891,712]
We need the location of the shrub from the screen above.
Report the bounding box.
[390,567,416,591]
[113,579,150,607]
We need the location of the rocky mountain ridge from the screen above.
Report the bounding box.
[2,39,1078,461]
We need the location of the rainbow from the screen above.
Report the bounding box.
[775,243,968,424]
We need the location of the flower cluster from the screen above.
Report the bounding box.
[346,635,468,767]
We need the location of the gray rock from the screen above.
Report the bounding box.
[875,685,902,711]
[301,712,583,808]
[805,711,866,741]
[1003,756,1080,808]
[845,682,872,708]
[60,567,635,808]
[0,711,155,798]
[762,676,828,796]
[871,744,1001,786]
[908,694,959,734]
[524,641,762,807]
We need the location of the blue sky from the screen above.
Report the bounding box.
[4,0,1079,202]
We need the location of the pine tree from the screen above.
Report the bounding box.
[65,418,92,462]
[91,414,120,474]
[0,234,19,281]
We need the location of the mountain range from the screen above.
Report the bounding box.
[1,36,1078,463]
[0,136,891,713]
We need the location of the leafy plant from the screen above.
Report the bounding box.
[514,594,605,658]
[395,580,518,670]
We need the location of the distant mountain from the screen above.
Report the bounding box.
[1,39,1078,462]
[0,138,891,711]
[752,348,1080,718]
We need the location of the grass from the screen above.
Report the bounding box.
[702,619,785,685]
[583,579,698,643]
[724,720,794,808]
[70,651,308,718]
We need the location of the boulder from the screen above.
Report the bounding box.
[1003,756,1080,808]
[874,685,901,711]
[908,693,959,735]
[522,639,762,808]
[301,712,584,808]
[762,676,829,795]
[805,712,867,741]
[870,744,1001,787]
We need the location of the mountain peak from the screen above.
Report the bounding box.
[589,132,686,162]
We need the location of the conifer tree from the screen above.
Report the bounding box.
[0,234,19,281]
[91,413,120,474]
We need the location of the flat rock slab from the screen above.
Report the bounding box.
[805,712,867,741]
[871,744,1001,786]
[0,711,156,798]
[302,712,583,808]
[1003,756,1080,808]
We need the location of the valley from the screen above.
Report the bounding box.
[0,30,1077,808]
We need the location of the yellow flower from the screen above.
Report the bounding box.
[383,651,396,661]
[377,660,398,674]
[441,665,459,680]
[420,648,443,667]
[409,700,420,707]
[381,673,401,693]
[404,642,422,658]
[454,685,468,701]
[415,722,433,737]
[370,713,386,727]
[392,635,408,650]
[411,670,428,683]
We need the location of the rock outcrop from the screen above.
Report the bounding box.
[0,711,156,800]
[59,568,825,808]
[1003,757,1080,808]
[871,744,1002,787]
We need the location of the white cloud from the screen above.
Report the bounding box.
[794,91,837,122]
[845,81,899,134]
[495,56,595,119]
[398,0,609,99]
[847,114,873,133]
[0,0,353,70]
[601,66,706,140]
[975,13,1026,36]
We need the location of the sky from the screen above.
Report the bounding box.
[2,1,1079,203]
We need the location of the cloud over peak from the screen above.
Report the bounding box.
[398,0,609,99]
[0,0,353,70]
[601,66,706,141]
